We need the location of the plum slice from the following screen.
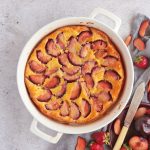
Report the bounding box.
[102,56,118,67]
[61,66,80,75]
[63,73,80,82]
[68,52,83,66]
[80,99,91,118]
[67,36,78,53]
[58,53,70,66]
[97,80,112,91]
[80,81,90,98]
[70,82,81,100]
[44,68,58,77]
[82,60,96,75]
[92,40,107,50]
[56,32,65,50]
[37,90,52,102]
[36,50,51,64]
[92,96,103,112]
[79,43,91,58]
[45,39,61,57]
[78,31,92,44]
[29,75,45,85]
[95,50,107,59]
[97,91,112,102]
[45,100,60,110]
[84,74,94,89]
[105,70,121,80]
[70,102,80,120]
[60,101,69,116]
[44,76,60,89]
[29,60,46,73]
[54,82,67,98]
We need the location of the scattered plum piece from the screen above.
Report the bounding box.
[70,102,80,120]
[56,32,65,50]
[113,118,121,135]
[84,74,94,89]
[29,60,46,73]
[139,20,149,37]
[29,75,45,85]
[60,101,69,116]
[45,100,60,110]
[134,107,147,120]
[79,43,91,58]
[45,39,61,56]
[61,66,80,75]
[70,82,81,100]
[92,40,107,50]
[124,34,132,46]
[37,90,52,102]
[78,30,92,44]
[44,76,60,89]
[97,80,112,91]
[75,136,86,150]
[133,38,145,51]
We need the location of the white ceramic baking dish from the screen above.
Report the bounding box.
[17,7,134,144]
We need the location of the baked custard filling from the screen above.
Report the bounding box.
[25,25,125,124]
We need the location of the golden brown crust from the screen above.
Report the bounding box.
[24,25,125,124]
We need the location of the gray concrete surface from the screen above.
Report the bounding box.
[1,0,150,150]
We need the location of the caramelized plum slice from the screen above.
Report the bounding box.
[82,61,96,75]
[68,52,83,66]
[78,31,92,43]
[97,91,112,101]
[105,70,121,80]
[36,50,51,64]
[63,73,80,82]
[70,102,80,120]
[92,40,107,50]
[37,90,52,102]
[29,60,46,73]
[61,66,80,75]
[92,97,103,112]
[60,101,69,116]
[44,76,60,89]
[67,36,78,53]
[79,43,91,58]
[29,75,45,85]
[45,100,60,110]
[84,74,94,89]
[102,56,118,66]
[80,99,91,118]
[54,82,67,98]
[80,81,90,98]
[70,82,81,100]
[58,53,70,66]
[56,32,65,50]
[45,68,58,77]
[45,39,61,57]
[95,50,107,59]
[97,80,112,91]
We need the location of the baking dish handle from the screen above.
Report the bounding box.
[30,119,63,144]
[89,7,121,33]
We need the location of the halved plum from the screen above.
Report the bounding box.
[102,56,118,67]
[79,43,91,58]
[45,39,61,57]
[105,70,121,80]
[37,90,52,102]
[61,66,80,75]
[67,36,78,53]
[84,74,94,89]
[97,80,112,91]
[29,60,46,73]
[44,76,60,89]
[97,91,112,102]
[78,31,92,44]
[60,101,69,116]
[92,40,107,50]
[70,82,81,100]
[70,102,81,120]
[36,50,52,64]
[68,52,83,66]
[45,100,60,110]
[29,75,45,85]
[92,96,103,112]
[56,32,65,50]
[80,99,91,118]
[54,82,67,98]
[82,60,96,75]
[58,53,70,66]
[45,68,58,77]
[63,73,80,82]
[95,50,107,59]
